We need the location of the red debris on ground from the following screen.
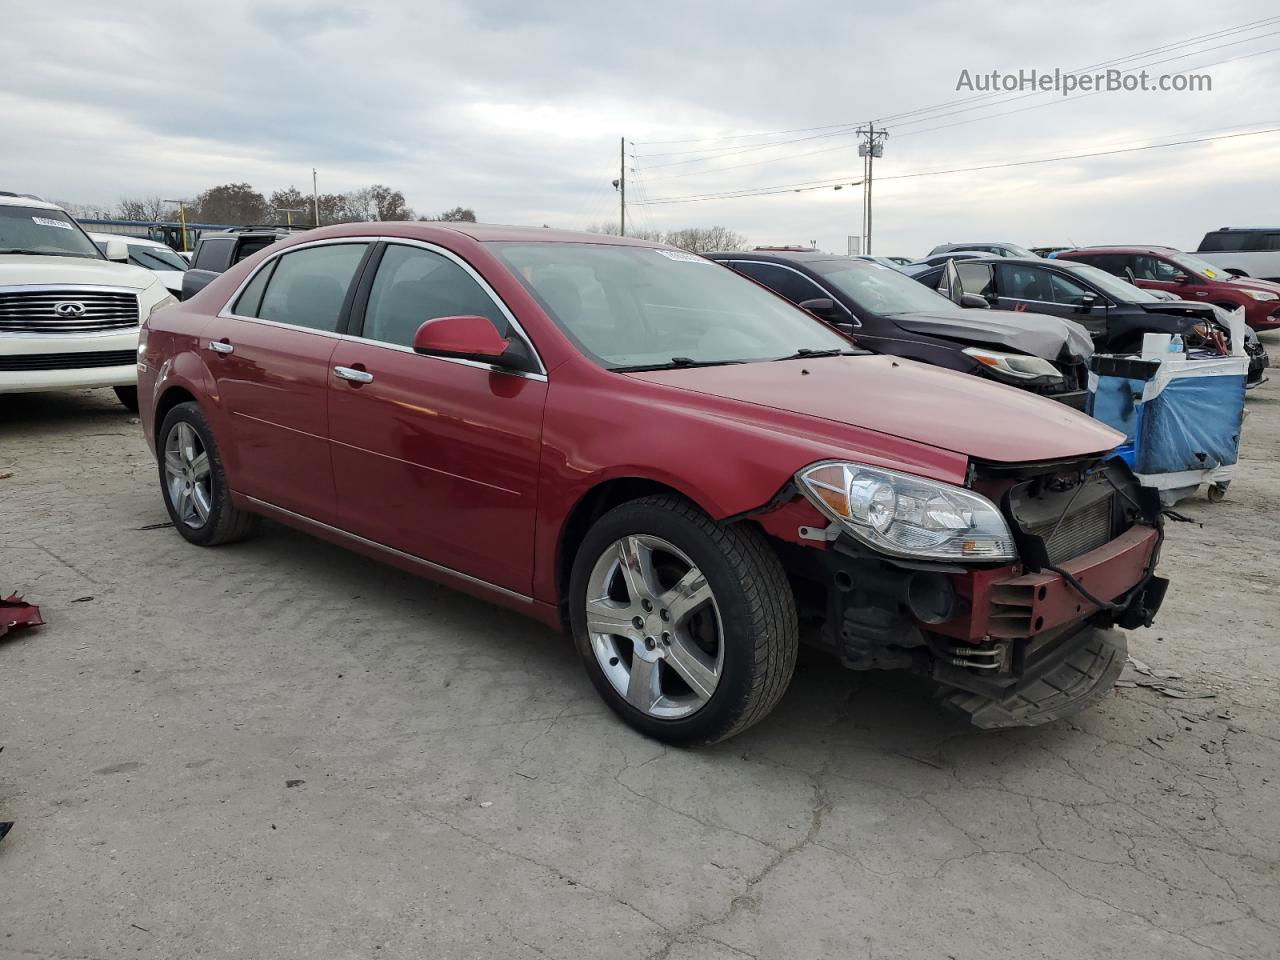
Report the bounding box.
[1,594,44,638]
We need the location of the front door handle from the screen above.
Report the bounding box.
[334,365,374,384]
[209,340,234,355]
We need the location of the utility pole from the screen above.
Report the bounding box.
[856,124,888,254]
[312,168,320,227]
[619,137,626,237]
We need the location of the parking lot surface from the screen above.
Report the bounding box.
[1,353,1277,960]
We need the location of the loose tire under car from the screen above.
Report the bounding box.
[942,625,1128,730]
[569,494,799,744]
[157,401,259,546]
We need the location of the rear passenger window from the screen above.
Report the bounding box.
[233,261,275,316]
[361,244,509,347]
[193,238,234,272]
[251,244,368,332]
[732,262,826,305]
[1199,232,1251,252]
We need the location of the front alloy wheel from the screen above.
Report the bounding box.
[569,494,798,744]
[156,401,259,546]
[585,534,723,719]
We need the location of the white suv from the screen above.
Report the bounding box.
[0,193,175,410]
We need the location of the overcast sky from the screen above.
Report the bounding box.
[5,0,1279,255]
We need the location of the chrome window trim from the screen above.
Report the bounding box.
[217,235,547,379]
[725,259,862,328]
[242,495,533,605]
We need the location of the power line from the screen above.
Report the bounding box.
[892,43,1280,141]
[631,126,859,165]
[631,125,1280,205]
[626,16,1280,153]
[877,15,1280,126]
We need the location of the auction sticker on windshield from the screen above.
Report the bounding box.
[32,217,73,230]
[654,249,711,263]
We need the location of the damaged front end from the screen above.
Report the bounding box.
[756,456,1166,729]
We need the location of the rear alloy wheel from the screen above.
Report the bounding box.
[569,495,798,743]
[157,402,259,546]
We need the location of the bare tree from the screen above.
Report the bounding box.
[435,206,477,222]
[116,196,175,222]
[663,226,749,254]
[585,222,665,242]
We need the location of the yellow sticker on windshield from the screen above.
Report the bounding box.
[1205,269,1217,278]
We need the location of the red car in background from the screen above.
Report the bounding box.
[1057,245,1280,331]
[137,222,1167,743]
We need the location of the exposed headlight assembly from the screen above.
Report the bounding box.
[1244,290,1278,302]
[797,462,1016,561]
[962,347,1062,381]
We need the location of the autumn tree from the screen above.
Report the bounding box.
[192,183,269,225]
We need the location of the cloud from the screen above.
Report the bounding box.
[4,0,1278,252]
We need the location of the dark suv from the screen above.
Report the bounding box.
[912,256,1270,384]
[1056,245,1280,332]
[708,250,1093,407]
[181,225,311,300]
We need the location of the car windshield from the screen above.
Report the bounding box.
[1059,262,1163,303]
[809,258,958,314]
[0,205,103,259]
[127,243,188,271]
[1169,252,1229,280]
[998,244,1037,258]
[492,242,854,369]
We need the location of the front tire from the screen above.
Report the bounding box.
[114,385,139,412]
[157,401,259,546]
[569,494,798,744]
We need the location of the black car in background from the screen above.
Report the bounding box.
[180,224,310,300]
[707,250,1094,407]
[912,256,1269,384]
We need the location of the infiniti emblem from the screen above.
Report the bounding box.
[54,301,87,317]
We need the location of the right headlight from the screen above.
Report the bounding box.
[962,347,1062,381]
[797,461,1016,562]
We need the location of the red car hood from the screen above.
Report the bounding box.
[1224,276,1280,294]
[628,355,1123,464]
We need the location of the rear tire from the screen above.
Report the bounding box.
[157,401,259,546]
[568,494,798,744]
[114,385,139,412]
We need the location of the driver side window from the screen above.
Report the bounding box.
[1048,272,1091,306]
[362,244,510,347]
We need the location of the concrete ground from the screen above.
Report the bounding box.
[1,347,1277,960]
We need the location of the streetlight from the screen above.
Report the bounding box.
[162,199,192,252]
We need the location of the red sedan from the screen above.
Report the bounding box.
[1057,245,1280,331]
[138,223,1167,742]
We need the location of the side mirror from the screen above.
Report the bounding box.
[1171,272,1190,284]
[960,292,990,309]
[413,315,536,372]
[1077,293,1098,313]
[180,269,216,302]
[105,238,129,262]
[798,297,836,317]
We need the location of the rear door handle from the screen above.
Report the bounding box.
[209,340,234,355]
[334,365,374,384]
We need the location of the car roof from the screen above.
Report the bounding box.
[704,250,850,265]
[86,231,170,248]
[1205,226,1280,232]
[0,193,63,211]
[270,221,687,248]
[1060,245,1180,255]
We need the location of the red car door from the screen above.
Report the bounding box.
[327,241,547,596]
[204,241,372,525]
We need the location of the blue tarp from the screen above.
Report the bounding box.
[1136,373,1246,475]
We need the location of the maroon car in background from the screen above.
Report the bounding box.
[1058,245,1280,331]
[137,222,1167,742]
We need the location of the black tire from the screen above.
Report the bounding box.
[568,494,798,744]
[113,385,139,412]
[157,401,259,546]
[943,626,1127,730]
